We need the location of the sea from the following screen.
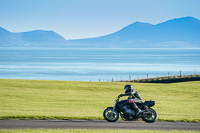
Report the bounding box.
[0,48,200,81]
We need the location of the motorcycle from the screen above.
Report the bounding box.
[103,95,158,123]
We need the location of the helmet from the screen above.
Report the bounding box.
[124,84,133,93]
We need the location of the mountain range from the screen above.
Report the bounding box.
[0,16,200,48]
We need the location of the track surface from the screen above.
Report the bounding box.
[0,120,200,130]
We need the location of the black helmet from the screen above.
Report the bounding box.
[124,84,133,93]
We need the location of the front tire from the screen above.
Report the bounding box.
[103,107,119,122]
[142,108,158,123]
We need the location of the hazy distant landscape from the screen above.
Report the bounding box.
[0,17,200,48]
[0,16,200,81]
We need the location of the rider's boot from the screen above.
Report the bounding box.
[135,107,142,116]
[131,103,142,116]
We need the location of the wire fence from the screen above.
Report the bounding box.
[94,71,199,82]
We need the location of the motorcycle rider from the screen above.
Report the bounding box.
[118,84,142,115]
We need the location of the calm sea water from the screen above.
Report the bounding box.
[0,48,199,81]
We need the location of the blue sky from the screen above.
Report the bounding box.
[0,0,200,39]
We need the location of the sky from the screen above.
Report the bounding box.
[0,0,200,40]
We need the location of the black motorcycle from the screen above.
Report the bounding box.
[103,95,158,123]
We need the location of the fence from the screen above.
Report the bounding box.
[94,71,199,83]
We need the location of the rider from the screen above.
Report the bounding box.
[118,84,142,115]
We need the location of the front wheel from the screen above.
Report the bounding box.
[142,108,158,123]
[103,107,119,122]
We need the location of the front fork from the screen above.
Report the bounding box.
[111,99,117,114]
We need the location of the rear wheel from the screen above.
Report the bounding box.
[103,107,119,122]
[142,108,158,123]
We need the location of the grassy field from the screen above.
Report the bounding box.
[0,129,199,133]
[0,79,199,122]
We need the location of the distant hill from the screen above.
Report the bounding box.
[68,17,200,48]
[0,28,66,47]
[1,16,200,48]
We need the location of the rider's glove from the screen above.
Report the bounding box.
[118,94,124,98]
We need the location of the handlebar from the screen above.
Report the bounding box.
[116,94,123,100]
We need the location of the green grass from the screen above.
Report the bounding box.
[0,79,200,122]
[0,129,199,133]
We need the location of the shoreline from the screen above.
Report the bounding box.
[117,74,200,83]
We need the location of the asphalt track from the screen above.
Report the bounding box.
[0,120,200,130]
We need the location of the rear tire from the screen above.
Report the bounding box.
[103,107,119,122]
[142,108,158,123]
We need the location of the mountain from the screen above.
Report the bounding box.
[68,17,200,48]
[1,16,200,48]
[0,28,66,47]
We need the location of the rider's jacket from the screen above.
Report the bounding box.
[124,90,143,103]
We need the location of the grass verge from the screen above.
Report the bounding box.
[0,79,199,122]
